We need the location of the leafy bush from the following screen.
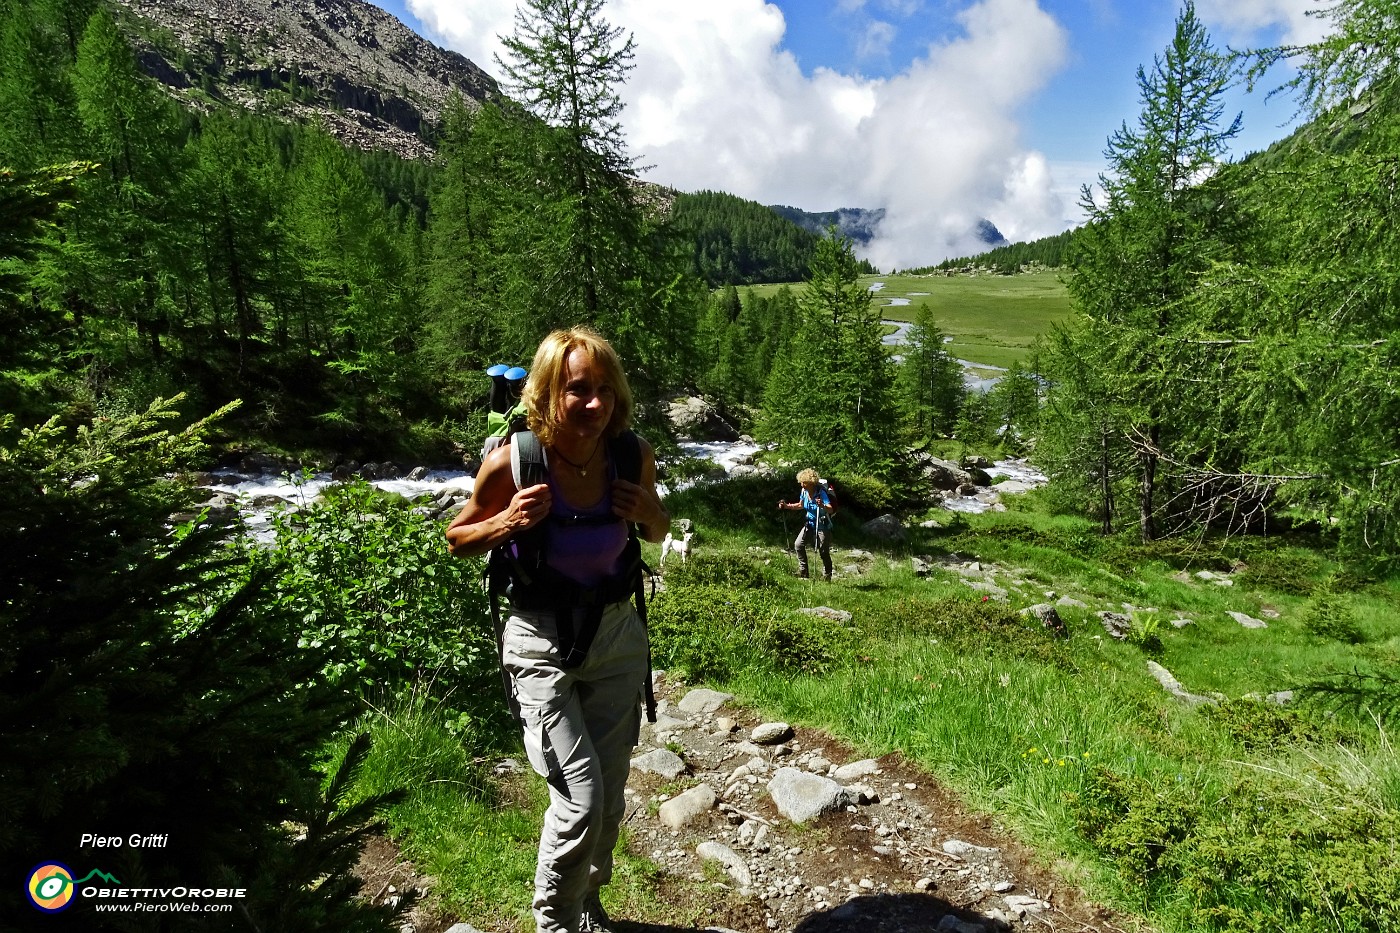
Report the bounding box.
[1233,548,1327,596]
[1070,768,1201,888]
[1297,593,1365,644]
[0,398,397,930]
[662,551,782,590]
[247,479,497,705]
[648,584,779,681]
[1070,764,1400,932]
[759,611,852,676]
[1175,787,1400,933]
[834,472,893,513]
[661,471,795,538]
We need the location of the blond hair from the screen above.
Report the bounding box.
[521,326,634,448]
[797,468,820,485]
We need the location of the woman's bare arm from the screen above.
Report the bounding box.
[445,445,552,557]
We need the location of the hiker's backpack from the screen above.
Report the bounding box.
[485,429,657,722]
[818,478,838,511]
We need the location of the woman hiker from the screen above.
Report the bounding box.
[778,468,836,581]
[446,326,669,933]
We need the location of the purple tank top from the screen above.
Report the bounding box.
[544,477,627,587]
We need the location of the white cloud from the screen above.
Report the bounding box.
[406,0,515,69]
[857,20,898,60]
[1195,0,1332,47]
[408,0,1073,269]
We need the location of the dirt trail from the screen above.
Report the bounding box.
[357,673,1146,933]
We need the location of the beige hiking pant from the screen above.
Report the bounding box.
[501,599,648,933]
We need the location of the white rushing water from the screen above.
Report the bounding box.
[203,440,1044,530]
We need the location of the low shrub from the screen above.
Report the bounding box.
[247,479,498,706]
[1233,549,1327,596]
[835,473,894,513]
[1202,699,1354,751]
[661,551,782,590]
[1175,787,1400,933]
[648,584,781,681]
[1070,766,1400,932]
[878,596,1077,670]
[1070,768,1202,888]
[1297,593,1366,644]
[759,611,853,676]
[648,574,850,680]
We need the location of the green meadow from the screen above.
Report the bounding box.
[744,271,1073,371]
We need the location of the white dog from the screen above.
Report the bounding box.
[659,531,693,567]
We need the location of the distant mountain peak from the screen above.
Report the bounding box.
[766,205,886,245]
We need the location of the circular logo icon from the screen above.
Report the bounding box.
[27,862,76,913]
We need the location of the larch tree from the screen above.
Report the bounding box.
[761,232,899,479]
[896,306,964,441]
[492,0,695,400]
[1047,1,1244,541]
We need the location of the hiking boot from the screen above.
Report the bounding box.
[580,892,614,933]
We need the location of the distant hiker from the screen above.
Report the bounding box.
[778,468,836,581]
[445,327,669,933]
[481,363,529,459]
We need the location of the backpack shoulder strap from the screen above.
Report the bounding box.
[510,430,547,489]
[609,429,642,485]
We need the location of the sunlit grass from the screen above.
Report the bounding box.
[742,271,1072,369]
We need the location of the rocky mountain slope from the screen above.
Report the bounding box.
[112,0,498,159]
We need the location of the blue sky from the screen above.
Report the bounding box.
[369,0,1329,268]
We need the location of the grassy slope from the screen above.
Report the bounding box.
[647,487,1400,932]
[743,270,1074,371]
[337,473,1399,932]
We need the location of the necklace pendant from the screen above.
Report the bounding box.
[580,468,587,476]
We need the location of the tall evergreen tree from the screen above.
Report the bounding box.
[760,232,899,478]
[492,0,696,400]
[897,307,964,441]
[1046,1,1243,540]
[64,4,183,364]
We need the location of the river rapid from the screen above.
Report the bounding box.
[201,439,1045,539]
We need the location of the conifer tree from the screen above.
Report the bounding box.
[492,0,695,400]
[761,232,899,478]
[0,399,398,930]
[897,307,963,440]
[1046,1,1243,540]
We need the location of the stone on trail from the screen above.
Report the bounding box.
[631,748,687,779]
[658,784,717,830]
[678,688,733,714]
[831,758,880,783]
[696,840,753,888]
[750,722,794,744]
[767,767,849,824]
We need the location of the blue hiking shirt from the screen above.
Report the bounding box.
[800,486,833,531]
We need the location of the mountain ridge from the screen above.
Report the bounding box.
[113,0,498,160]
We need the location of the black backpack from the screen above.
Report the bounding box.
[485,429,656,722]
